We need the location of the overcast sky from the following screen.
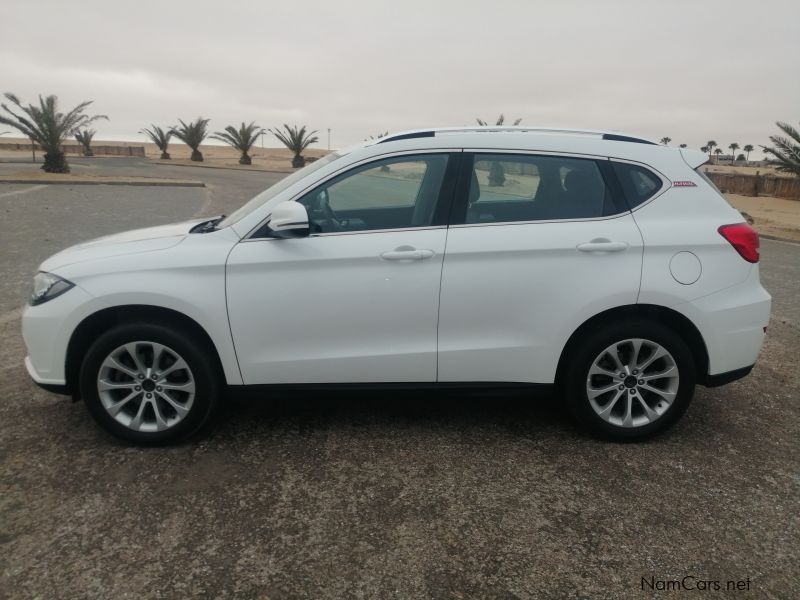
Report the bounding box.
[2,0,798,154]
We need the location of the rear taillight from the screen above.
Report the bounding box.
[718,223,759,263]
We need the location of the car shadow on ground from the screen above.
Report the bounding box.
[209,386,579,441]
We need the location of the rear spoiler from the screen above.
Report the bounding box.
[680,148,708,169]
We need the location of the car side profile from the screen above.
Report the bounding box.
[22,127,771,443]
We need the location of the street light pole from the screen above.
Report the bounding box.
[327,128,331,151]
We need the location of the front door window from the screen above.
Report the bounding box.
[297,154,450,233]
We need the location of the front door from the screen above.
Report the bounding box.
[226,152,454,384]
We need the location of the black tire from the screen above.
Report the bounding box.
[562,319,696,441]
[80,321,221,445]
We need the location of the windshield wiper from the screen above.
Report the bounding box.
[190,215,226,233]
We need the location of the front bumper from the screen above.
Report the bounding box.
[21,283,105,389]
[24,356,71,395]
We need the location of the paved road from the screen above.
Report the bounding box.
[760,238,800,329]
[0,160,798,598]
[0,158,283,311]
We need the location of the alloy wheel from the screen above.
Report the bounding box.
[96,341,196,433]
[585,338,680,428]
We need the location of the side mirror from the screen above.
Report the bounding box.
[268,202,310,238]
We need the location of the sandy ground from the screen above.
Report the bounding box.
[702,164,783,177]
[0,136,331,173]
[0,173,203,186]
[726,194,800,242]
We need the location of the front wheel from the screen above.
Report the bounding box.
[80,322,220,445]
[563,319,696,441]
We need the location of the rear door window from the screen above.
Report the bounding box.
[460,154,622,224]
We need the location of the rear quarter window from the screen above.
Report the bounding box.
[612,162,663,208]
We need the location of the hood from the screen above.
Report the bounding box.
[40,218,207,272]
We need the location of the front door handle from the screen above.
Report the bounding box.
[380,247,435,261]
[576,238,629,253]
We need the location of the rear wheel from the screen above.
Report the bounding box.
[80,322,220,444]
[563,319,696,441]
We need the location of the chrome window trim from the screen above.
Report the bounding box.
[239,225,447,242]
[607,157,671,212]
[448,212,630,230]
[462,148,609,161]
[240,149,672,239]
[243,149,458,241]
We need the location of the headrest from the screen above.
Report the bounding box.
[469,169,481,203]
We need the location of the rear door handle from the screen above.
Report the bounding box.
[380,247,435,261]
[576,238,629,253]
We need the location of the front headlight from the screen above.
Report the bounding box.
[30,272,75,306]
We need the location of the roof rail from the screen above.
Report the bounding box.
[378,126,656,145]
[377,130,434,143]
[601,133,655,145]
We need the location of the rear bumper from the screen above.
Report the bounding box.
[674,266,770,377]
[701,365,753,387]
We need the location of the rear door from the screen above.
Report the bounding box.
[437,151,643,383]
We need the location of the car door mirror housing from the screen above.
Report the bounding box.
[267,202,310,238]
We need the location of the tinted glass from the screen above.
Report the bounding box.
[297,154,449,233]
[464,154,617,224]
[612,162,663,208]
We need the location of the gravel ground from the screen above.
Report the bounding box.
[0,158,798,599]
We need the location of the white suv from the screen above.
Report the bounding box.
[22,127,771,443]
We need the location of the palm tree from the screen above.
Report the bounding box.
[74,129,96,156]
[140,125,173,159]
[660,137,671,146]
[706,140,717,158]
[475,115,520,185]
[270,124,319,168]
[700,145,709,154]
[728,143,740,162]
[743,144,754,162]
[477,114,522,126]
[475,115,521,185]
[171,117,209,162]
[0,92,107,173]
[762,120,800,177]
[679,143,687,148]
[713,147,723,163]
[211,121,265,165]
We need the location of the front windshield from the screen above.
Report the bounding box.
[217,152,342,228]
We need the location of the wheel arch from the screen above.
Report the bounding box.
[555,304,710,388]
[65,305,227,396]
